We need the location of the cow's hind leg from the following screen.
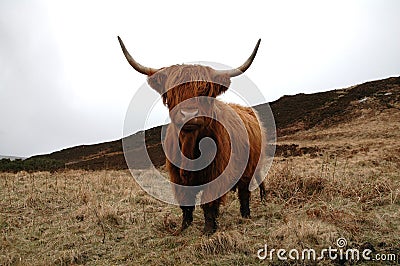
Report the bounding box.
[254,173,266,202]
[238,179,251,218]
[259,181,267,202]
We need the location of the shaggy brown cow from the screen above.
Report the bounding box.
[118,37,266,234]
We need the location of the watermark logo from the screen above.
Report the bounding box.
[336,237,347,248]
[257,237,399,263]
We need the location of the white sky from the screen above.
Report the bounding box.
[1,0,399,157]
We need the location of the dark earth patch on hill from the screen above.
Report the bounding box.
[265,76,400,136]
[1,76,399,172]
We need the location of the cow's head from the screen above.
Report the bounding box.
[118,37,260,132]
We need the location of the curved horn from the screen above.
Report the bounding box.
[217,39,261,77]
[117,36,159,76]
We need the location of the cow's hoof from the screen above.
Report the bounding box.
[241,214,251,219]
[182,213,193,229]
[203,226,217,235]
[181,219,193,230]
[240,209,251,218]
[203,220,217,235]
[260,192,267,203]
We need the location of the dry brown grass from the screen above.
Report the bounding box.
[1,156,398,265]
[1,110,400,265]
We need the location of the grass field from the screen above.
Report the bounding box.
[1,110,399,265]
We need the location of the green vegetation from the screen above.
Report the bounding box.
[0,158,64,173]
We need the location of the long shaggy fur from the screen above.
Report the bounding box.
[165,101,265,202]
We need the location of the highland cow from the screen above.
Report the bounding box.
[118,37,266,234]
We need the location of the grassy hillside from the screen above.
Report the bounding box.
[1,76,398,172]
[1,103,399,264]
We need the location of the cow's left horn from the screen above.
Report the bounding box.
[217,39,261,77]
[118,36,159,76]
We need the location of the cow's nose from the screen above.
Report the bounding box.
[180,108,199,119]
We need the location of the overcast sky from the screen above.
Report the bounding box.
[1,0,399,157]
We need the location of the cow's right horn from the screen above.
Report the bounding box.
[216,39,261,77]
[118,36,159,76]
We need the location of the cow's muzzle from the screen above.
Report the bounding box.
[177,108,202,131]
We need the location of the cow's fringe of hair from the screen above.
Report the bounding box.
[148,65,231,108]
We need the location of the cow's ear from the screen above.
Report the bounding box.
[212,73,231,96]
[147,71,167,94]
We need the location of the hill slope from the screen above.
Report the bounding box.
[2,76,399,172]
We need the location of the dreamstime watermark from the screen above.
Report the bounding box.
[122,61,276,206]
[257,237,399,263]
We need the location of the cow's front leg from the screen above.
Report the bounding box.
[173,180,197,232]
[180,206,194,229]
[177,191,197,231]
[201,200,220,235]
